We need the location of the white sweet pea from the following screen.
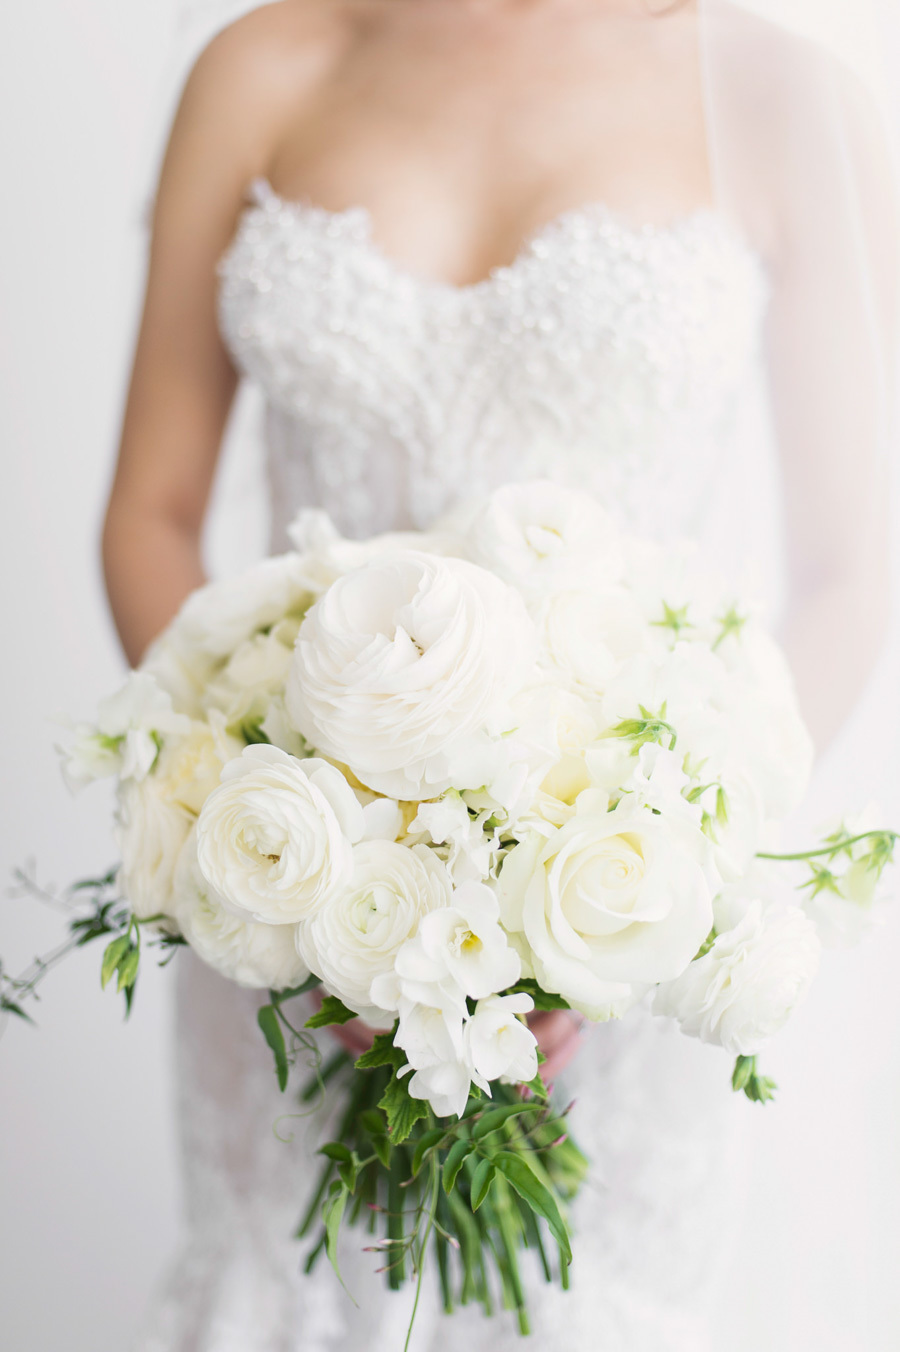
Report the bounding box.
[295,842,453,1023]
[288,507,467,586]
[286,550,537,799]
[393,882,521,1003]
[408,793,498,883]
[498,799,713,1020]
[465,993,539,1084]
[624,744,702,826]
[654,901,821,1055]
[464,480,622,599]
[174,829,309,990]
[60,672,190,791]
[196,745,364,925]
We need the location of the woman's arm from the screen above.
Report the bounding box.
[103,8,337,666]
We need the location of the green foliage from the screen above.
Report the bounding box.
[297,1058,586,1346]
[604,703,677,752]
[304,996,357,1029]
[257,1004,289,1091]
[508,978,571,1012]
[732,1054,777,1104]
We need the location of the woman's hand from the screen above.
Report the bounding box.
[321,999,585,1084]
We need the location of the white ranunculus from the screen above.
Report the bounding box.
[654,901,821,1055]
[116,777,193,924]
[463,480,622,599]
[392,882,521,1003]
[196,745,363,925]
[497,799,713,1020]
[286,550,538,799]
[295,841,453,1023]
[60,671,191,790]
[174,829,309,990]
[465,993,539,1084]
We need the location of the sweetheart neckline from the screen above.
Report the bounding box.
[226,176,763,299]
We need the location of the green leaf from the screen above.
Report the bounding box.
[472,1103,534,1142]
[732,1054,777,1104]
[100,935,129,990]
[359,1108,387,1137]
[442,1137,475,1194]
[372,1134,392,1168]
[257,1004,289,1092]
[304,996,358,1029]
[411,1127,445,1177]
[470,1157,495,1211]
[0,998,35,1025]
[319,1142,353,1164]
[379,1072,429,1144]
[116,946,140,993]
[355,1029,403,1071]
[493,1151,572,1264]
[323,1178,350,1284]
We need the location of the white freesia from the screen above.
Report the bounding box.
[196,745,364,925]
[464,480,622,599]
[295,842,453,1023]
[403,1058,480,1119]
[391,882,521,1004]
[174,829,309,990]
[61,672,191,790]
[654,901,821,1055]
[465,993,539,1084]
[286,550,537,799]
[498,798,713,1019]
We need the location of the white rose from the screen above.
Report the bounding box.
[464,480,622,599]
[295,841,452,1023]
[498,799,713,1020]
[654,901,821,1055]
[116,777,193,924]
[465,993,539,1085]
[391,882,521,1004]
[174,829,309,990]
[196,745,363,925]
[286,550,537,799]
[60,671,191,790]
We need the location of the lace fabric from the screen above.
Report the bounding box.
[135,184,770,1351]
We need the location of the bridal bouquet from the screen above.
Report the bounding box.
[10,480,896,1340]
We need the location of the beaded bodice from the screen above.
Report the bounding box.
[217,179,768,548]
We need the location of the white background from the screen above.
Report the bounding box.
[0,3,899,1350]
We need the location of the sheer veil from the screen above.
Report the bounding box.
[156,0,900,1343]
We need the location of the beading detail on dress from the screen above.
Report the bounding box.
[134,179,768,1352]
[217,178,768,548]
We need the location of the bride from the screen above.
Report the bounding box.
[102,1,896,1348]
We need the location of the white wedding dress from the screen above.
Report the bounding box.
[134,177,780,1352]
